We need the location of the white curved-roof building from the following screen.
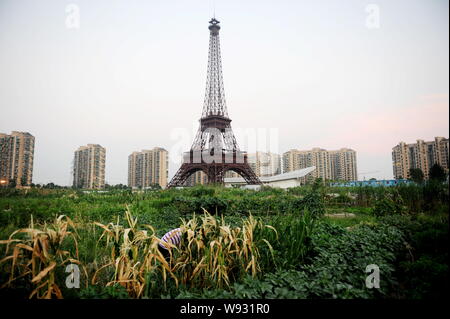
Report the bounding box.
[224,166,316,189]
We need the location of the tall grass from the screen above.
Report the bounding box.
[255,210,317,271]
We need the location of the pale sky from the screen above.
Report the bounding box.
[0,0,448,185]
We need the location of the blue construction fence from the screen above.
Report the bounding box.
[329,179,413,187]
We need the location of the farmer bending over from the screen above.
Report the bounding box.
[158,228,182,261]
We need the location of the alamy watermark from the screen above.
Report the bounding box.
[169,125,280,165]
[365,264,380,289]
[65,264,80,288]
[65,4,80,29]
[365,4,380,29]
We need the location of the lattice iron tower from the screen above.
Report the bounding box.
[168,18,262,187]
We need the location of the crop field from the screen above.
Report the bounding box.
[0,181,448,299]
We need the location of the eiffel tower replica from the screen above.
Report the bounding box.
[168,18,262,187]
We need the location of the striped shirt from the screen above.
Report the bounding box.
[159,228,182,250]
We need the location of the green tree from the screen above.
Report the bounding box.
[8,179,16,188]
[409,168,424,184]
[147,184,162,190]
[312,178,324,189]
[429,164,447,183]
[105,183,131,190]
[44,182,61,189]
[116,183,131,190]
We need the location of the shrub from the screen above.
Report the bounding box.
[372,193,407,217]
[379,214,449,299]
[78,284,129,299]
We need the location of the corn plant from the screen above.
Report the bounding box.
[92,206,175,298]
[170,211,276,289]
[93,208,277,297]
[0,215,83,299]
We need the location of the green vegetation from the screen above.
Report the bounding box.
[409,168,425,184]
[0,182,448,299]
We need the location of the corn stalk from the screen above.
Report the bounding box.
[92,208,277,297]
[0,215,84,299]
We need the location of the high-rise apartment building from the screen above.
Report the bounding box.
[0,131,35,187]
[329,149,358,181]
[248,152,282,177]
[128,147,168,189]
[283,148,357,182]
[73,144,106,189]
[184,170,208,186]
[392,137,449,179]
[225,152,282,179]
